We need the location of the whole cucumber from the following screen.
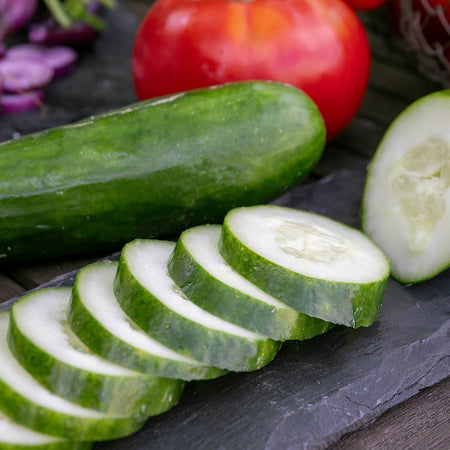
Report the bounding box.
[0,81,325,263]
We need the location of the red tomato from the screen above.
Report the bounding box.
[132,0,371,141]
[343,0,387,10]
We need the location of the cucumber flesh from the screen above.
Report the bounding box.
[0,312,145,441]
[0,410,92,449]
[69,261,227,380]
[168,225,333,341]
[362,90,450,283]
[114,239,281,371]
[9,288,184,417]
[220,205,390,327]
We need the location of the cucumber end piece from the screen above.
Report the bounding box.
[362,90,450,284]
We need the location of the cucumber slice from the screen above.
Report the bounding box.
[168,225,333,341]
[220,205,390,327]
[0,410,92,450]
[0,312,146,441]
[69,261,227,380]
[8,288,184,418]
[114,239,281,371]
[362,90,450,284]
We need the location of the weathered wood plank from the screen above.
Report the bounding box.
[4,254,106,290]
[370,59,441,101]
[0,273,26,304]
[358,87,411,125]
[313,143,367,178]
[331,377,450,449]
[335,115,386,158]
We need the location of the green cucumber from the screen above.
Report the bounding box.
[69,261,227,380]
[8,288,184,418]
[0,410,92,450]
[0,312,146,441]
[0,81,325,264]
[361,90,450,284]
[114,239,281,371]
[168,225,333,341]
[219,205,390,328]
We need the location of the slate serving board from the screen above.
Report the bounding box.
[1,3,449,448]
[1,164,449,449]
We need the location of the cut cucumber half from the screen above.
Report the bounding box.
[8,288,184,418]
[220,205,390,327]
[0,312,146,441]
[69,261,227,380]
[0,410,92,450]
[168,225,333,341]
[114,239,281,371]
[362,90,450,284]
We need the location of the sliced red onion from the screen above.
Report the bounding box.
[42,46,77,78]
[28,21,98,47]
[0,41,6,58]
[5,43,46,60]
[0,58,53,93]
[0,0,38,40]
[0,89,44,114]
[6,43,78,78]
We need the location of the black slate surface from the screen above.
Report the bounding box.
[94,167,449,450]
[1,165,449,449]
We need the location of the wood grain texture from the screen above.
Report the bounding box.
[331,377,450,449]
[0,273,25,303]
[4,254,107,290]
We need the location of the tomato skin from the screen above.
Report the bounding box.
[342,0,387,10]
[132,0,371,141]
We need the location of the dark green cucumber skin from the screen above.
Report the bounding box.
[0,81,325,264]
[0,442,92,450]
[114,242,281,372]
[0,376,146,441]
[168,227,333,341]
[8,294,184,419]
[68,262,227,381]
[219,223,388,328]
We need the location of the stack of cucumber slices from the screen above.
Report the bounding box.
[0,205,390,448]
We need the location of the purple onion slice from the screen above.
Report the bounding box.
[5,43,47,60]
[0,89,44,114]
[6,43,78,78]
[28,21,98,46]
[42,46,77,78]
[0,0,38,40]
[0,58,53,93]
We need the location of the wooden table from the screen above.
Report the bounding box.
[1,1,448,448]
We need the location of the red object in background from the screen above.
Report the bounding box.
[411,0,450,44]
[343,0,387,10]
[132,0,371,141]
[389,0,450,69]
